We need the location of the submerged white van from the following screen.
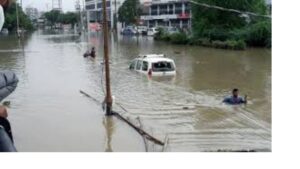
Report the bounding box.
[129,54,176,76]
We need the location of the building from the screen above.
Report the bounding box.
[140,0,192,29]
[52,0,63,12]
[25,7,39,21]
[85,0,125,28]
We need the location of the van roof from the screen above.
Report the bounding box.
[137,54,174,62]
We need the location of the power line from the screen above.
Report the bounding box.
[190,0,271,19]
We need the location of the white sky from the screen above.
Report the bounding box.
[20,0,77,12]
[20,0,271,12]
[20,0,148,12]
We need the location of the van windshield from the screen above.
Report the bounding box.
[152,61,175,72]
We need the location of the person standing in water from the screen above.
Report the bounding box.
[90,47,96,58]
[223,88,247,105]
[83,47,96,58]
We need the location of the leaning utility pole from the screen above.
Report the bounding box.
[15,1,20,38]
[102,0,113,116]
[114,0,118,33]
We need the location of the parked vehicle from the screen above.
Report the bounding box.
[129,54,176,77]
[121,28,137,35]
[137,26,147,35]
[166,27,179,35]
[121,25,138,35]
[147,27,159,36]
[0,28,8,35]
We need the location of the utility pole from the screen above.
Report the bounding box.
[102,0,113,116]
[15,1,20,38]
[114,0,117,32]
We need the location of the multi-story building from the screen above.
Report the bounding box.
[25,7,39,21]
[140,0,192,29]
[85,0,125,28]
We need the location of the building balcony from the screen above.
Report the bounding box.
[141,13,190,20]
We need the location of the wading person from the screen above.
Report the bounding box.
[223,88,247,105]
[83,47,96,58]
[90,47,96,58]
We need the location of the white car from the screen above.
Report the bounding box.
[129,54,176,76]
[137,26,147,35]
[147,27,159,36]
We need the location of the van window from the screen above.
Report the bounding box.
[136,60,142,70]
[152,61,175,72]
[129,60,137,70]
[142,61,148,71]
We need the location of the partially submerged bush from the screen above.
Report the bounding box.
[226,40,246,50]
[154,27,165,40]
[245,20,271,47]
[211,39,246,50]
[170,33,188,44]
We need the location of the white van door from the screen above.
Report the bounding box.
[135,60,143,72]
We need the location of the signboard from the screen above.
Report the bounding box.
[141,14,178,20]
[89,23,102,31]
[177,13,190,19]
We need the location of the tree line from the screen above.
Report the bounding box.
[191,0,271,48]
[2,2,33,31]
[118,0,271,49]
[43,10,79,28]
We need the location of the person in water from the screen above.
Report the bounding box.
[83,47,96,58]
[90,47,96,58]
[223,88,247,105]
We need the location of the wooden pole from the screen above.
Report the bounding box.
[102,0,113,116]
[112,111,164,146]
[137,117,148,152]
[114,0,117,32]
[79,90,165,146]
[15,1,20,38]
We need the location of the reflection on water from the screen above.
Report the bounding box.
[103,116,114,152]
[0,30,271,152]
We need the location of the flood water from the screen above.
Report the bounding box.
[0,31,271,152]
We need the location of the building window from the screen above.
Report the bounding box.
[97,1,110,9]
[159,4,168,15]
[185,3,191,14]
[174,3,182,14]
[86,4,95,10]
[168,4,174,14]
[151,5,158,15]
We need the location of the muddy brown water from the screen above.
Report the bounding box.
[0,31,271,152]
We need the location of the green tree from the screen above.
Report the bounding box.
[44,10,79,27]
[3,2,34,31]
[192,0,271,46]
[118,0,142,25]
[44,10,61,26]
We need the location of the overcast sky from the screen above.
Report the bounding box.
[20,0,271,12]
[21,0,77,12]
